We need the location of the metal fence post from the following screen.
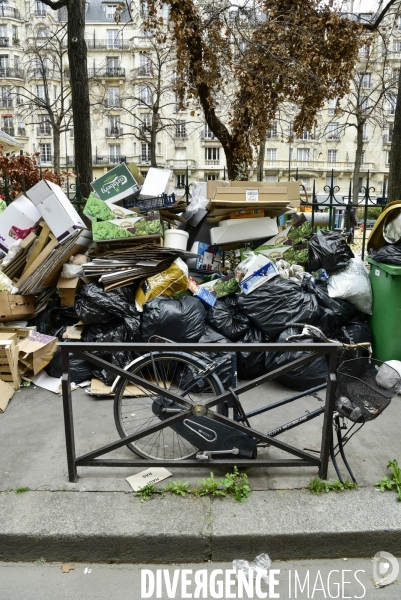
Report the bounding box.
[185,165,189,205]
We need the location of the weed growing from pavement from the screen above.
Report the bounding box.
[135,468,251,503]
[376,459,401,501]
[34,557,46,565]
[307,477,358,495]
[15,487,30,494]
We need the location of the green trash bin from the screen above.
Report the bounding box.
[367,257,401,362]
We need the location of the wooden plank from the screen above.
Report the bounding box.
[21,223,52,275]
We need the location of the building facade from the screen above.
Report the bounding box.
[0,0,398,196]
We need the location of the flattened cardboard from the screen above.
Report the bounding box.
[18,332,58,377]
[140,168,171,198]
[206,179,229,200]
[126,467,172,491]
[0,293,35,322]
[91,163,140,203]
[0,379,14,413]
[210,217,278,245]
[211,180,300,208]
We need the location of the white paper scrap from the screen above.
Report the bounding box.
[126,467,173,491]
[140,168,171,198]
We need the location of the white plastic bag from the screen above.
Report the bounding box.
[327,258,372,314]
[233,553,271,585]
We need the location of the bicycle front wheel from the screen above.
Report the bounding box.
[113,351,225,460]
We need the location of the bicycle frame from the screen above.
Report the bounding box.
[60,341,338,482]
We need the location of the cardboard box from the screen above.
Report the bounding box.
[0,292,35,322]
[210,217,278,246]
[18,331,58,377]
[0,195,41,252]
[140,168,171,198]
[57,276,80,307]
[92,213,162,242]
[26,180,85,241]
[237,255,279,295]
[206,179,229,200]
[187,242,222,272]
[91,163,140,203]
[211,181,300,208]
[229,208,265,219]
[0,379,14,413]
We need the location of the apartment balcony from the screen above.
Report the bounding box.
[0,38,9,48]
[105,127,123,137]
[326,134,340,141]
[92,155,125,165]
[34,9,47,16]
[175,131,188,139]
[262,159,376,172]
[88,67,125,78]
[61,156,75,167]
[386,109,396,116]
[168,159,196,170]
[1,127,14,136]
[131,36,153,48]
[16,127,27,137]
[0,98,13,108]
[86,39,129,50]
[0,67,24,79]
[205,159,220,165]
[39,156,53,164]
[103,99,123,108]
[0,6,21,18]
[383,134,392,144]
[37,127,52,137]
[200,131,217,140]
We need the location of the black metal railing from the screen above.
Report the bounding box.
[34,10,46,16]
[60,341,337,482]
[92,155,126,165]
[0,37,9,47]
[88,67,125,78]
[0,67,23,78]
[1,127,14,136]
[86,39,129,50]
[103,99,123,108]
[37,127,52,136]
[0,6,20,18]
[105,127,123,136]
[17,128,26,136]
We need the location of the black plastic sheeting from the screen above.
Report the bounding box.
[82,320,134,385]
[141,296,206,343]
[237,327,268,380]
[206,297,251,341]
[370,244,401,265]
[236,277,323,340]
[34,306,79,339]
[75,283,141,338]
[265,327,328,391]
[46,348,93,383]
[308,230,354,272]
[304,281,357,336]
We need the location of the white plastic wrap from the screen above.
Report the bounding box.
[233,553,271,585]
[327,258,372,314]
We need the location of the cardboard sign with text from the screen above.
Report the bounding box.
[91,163,139,203]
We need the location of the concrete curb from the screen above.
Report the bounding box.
[1,488,400,563]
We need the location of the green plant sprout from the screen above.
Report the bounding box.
[165,481,190,497]
[376,459,401,501]
[307,477,358,495]
[135,483,164,502]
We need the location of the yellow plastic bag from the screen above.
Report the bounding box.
[135,257,188,311]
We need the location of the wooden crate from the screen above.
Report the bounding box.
[0,340,20,391]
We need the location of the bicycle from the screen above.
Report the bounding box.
[111,328,400,482]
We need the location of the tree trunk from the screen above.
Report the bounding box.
[67,0,92,197]
[388,69,401,202]
[352,122,364,205]
[150,112,157,168]
[53,128,60,173]
[257,138,266,181]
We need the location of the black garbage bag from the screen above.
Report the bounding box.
[236,277,323,340]
[75,283,141,338]
[33,306,79,340]
[264,327,328,391]
[82,320,134,385]
[336,321,372,363]
[197,326,233,389]
[206,298,250,341]
[46,347,93,383]
[303,281,356,336]
[237,327,268,380]
[308,230,354,272]
[370,244,401,265]
[141,296,206,343]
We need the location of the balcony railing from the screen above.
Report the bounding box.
[88,67,125,78]
[1,127,14,136]
[86,39,129,50]
[0,38,9,47]
[168,159,196,169]
[105,127,123,136]
[138,66,152,76]
[0,6,21,18]
[61,156,75,166]
[0,98,13,108]
[40,155,53,164]
[327,133,340,140]
[175,130,187,138]
[103,99,123,108]
[37,127,52,136]
[93,155,125,165]
[0,67,24,79]
[34,10,47,16]
[383,134,392,144]
[205,159,220,165]
[17,127,26,136]
[201,131,216,140]
[262,159,376,171]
